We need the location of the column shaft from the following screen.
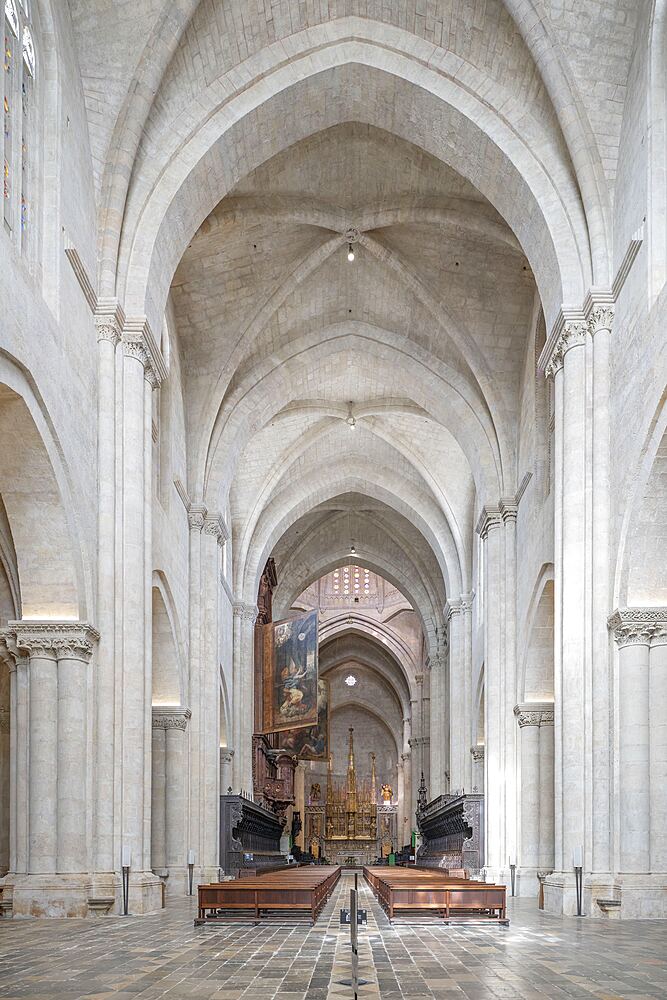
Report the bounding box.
[650,635,667,871]
[57,650,88,872]
[482,520,503,875]
[165,726,186,869]
[151,725,166,871]
[519,723,540,871]
[538,722,555,870]
[28,651,58,873]
[618,640,650,872]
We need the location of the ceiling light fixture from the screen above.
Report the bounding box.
[347,244,355,262]
[346,402,356,430]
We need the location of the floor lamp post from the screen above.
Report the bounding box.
[573,846,583,916]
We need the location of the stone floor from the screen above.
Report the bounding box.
[1,874,666,1000]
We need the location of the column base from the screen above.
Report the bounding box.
[1,871,164,918]
[481,865,511,889]
[541,872,667,918]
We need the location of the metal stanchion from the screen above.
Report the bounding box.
[188,850,195,896]
[573,846,584,916]
[121,847,131,916]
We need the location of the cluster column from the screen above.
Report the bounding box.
[514,704,555,893]
[151,707,190,888]
[609,609,667,876]
[447,596,473,794]
[0,624,97,916]
[476,501,517,883]
[232,603,258,795]
[541,302,614,912]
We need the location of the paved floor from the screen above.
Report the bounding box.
[1,875,666,1000]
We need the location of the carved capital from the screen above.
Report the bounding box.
[514,702,554,727]
[204,513,229,545]
[95,299,124,345]
[588,305,614,335]
[220,747,235,766]
[152,706,191,731]
[500,498,518,524]
[122,332,162,389]
[6,622,99,661]
[187,504,207,531]
[233,602,258,625]
[470,744,485,762]
[608,607,667,648]
[545,319,588,378]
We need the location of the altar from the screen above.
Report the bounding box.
[304,727,397,863]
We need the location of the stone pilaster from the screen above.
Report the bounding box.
[514,703,554,893]
[151,707,190,890]
[232,603,258,795]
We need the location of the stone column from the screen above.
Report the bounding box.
[447,597,473,793]
[0,704,8,875]
[186,503,206,881]
[609,609,667,882]
[608,612,651,873]
[0,624,97,915]
[650,620,667,872]
[152,707,190,887]
[429,651,445,799]
[93,303,121,876]
[56,633,97,873]
[514,704,554,894]
[232,604,258,795]
[400,751,411,846]
[119,327,162,910]
[590,307,613,875]
[151,720,167,873]
[200,516,225,880]
[220,748,234,796]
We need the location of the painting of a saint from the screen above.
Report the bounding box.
[262,610,318,733]
[277,678,328,759]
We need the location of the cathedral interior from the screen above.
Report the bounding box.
[1,0,667,996]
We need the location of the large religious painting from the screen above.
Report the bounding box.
[262,610,318,733]
[277,678,329,759]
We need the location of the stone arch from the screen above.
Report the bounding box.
[118,33,592,335]
[519,566,556,703]
[151,573,186,706]
[319,622,416,715]
[615,396,667,606]
[0,353,89,619]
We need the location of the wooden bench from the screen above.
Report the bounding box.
[364,866,508,924]
[195,864,341,925]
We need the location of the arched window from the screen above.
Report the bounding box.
[3,0,36,247]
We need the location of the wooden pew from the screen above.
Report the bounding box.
[195,864,341,925]
[364,866,507,924]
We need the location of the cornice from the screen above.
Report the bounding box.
[5,621,100,660]
[475,505,502,538]
[608,607,667,647]
[514,702,555,727]
[152,706,191,731]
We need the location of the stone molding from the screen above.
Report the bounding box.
[3,622,100,661]
[152,706,191,731]
[514,702,555,727]
[0,708,9,734]
[475,505,502,538]
[539,291,615,377]
[608,607,667,647]
[408,736,429,748]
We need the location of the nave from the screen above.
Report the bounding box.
[1,875,666,1000]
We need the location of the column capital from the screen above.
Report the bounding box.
[475,505,502,538]
[470,744,485,762]
[401,751,411,763]
[204,512,230,544]
[544,316,588,378]
[220,747,235,765]
[514,702,555,727]
[608,607,667,647]
[187,503,208,530]
[152,706,191,731]
[94,298,125,344]
[233,602,258,624]
[5,621,99,660]
[588,304,614,335]
[122,317,167,389]
[408,736,429,748]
